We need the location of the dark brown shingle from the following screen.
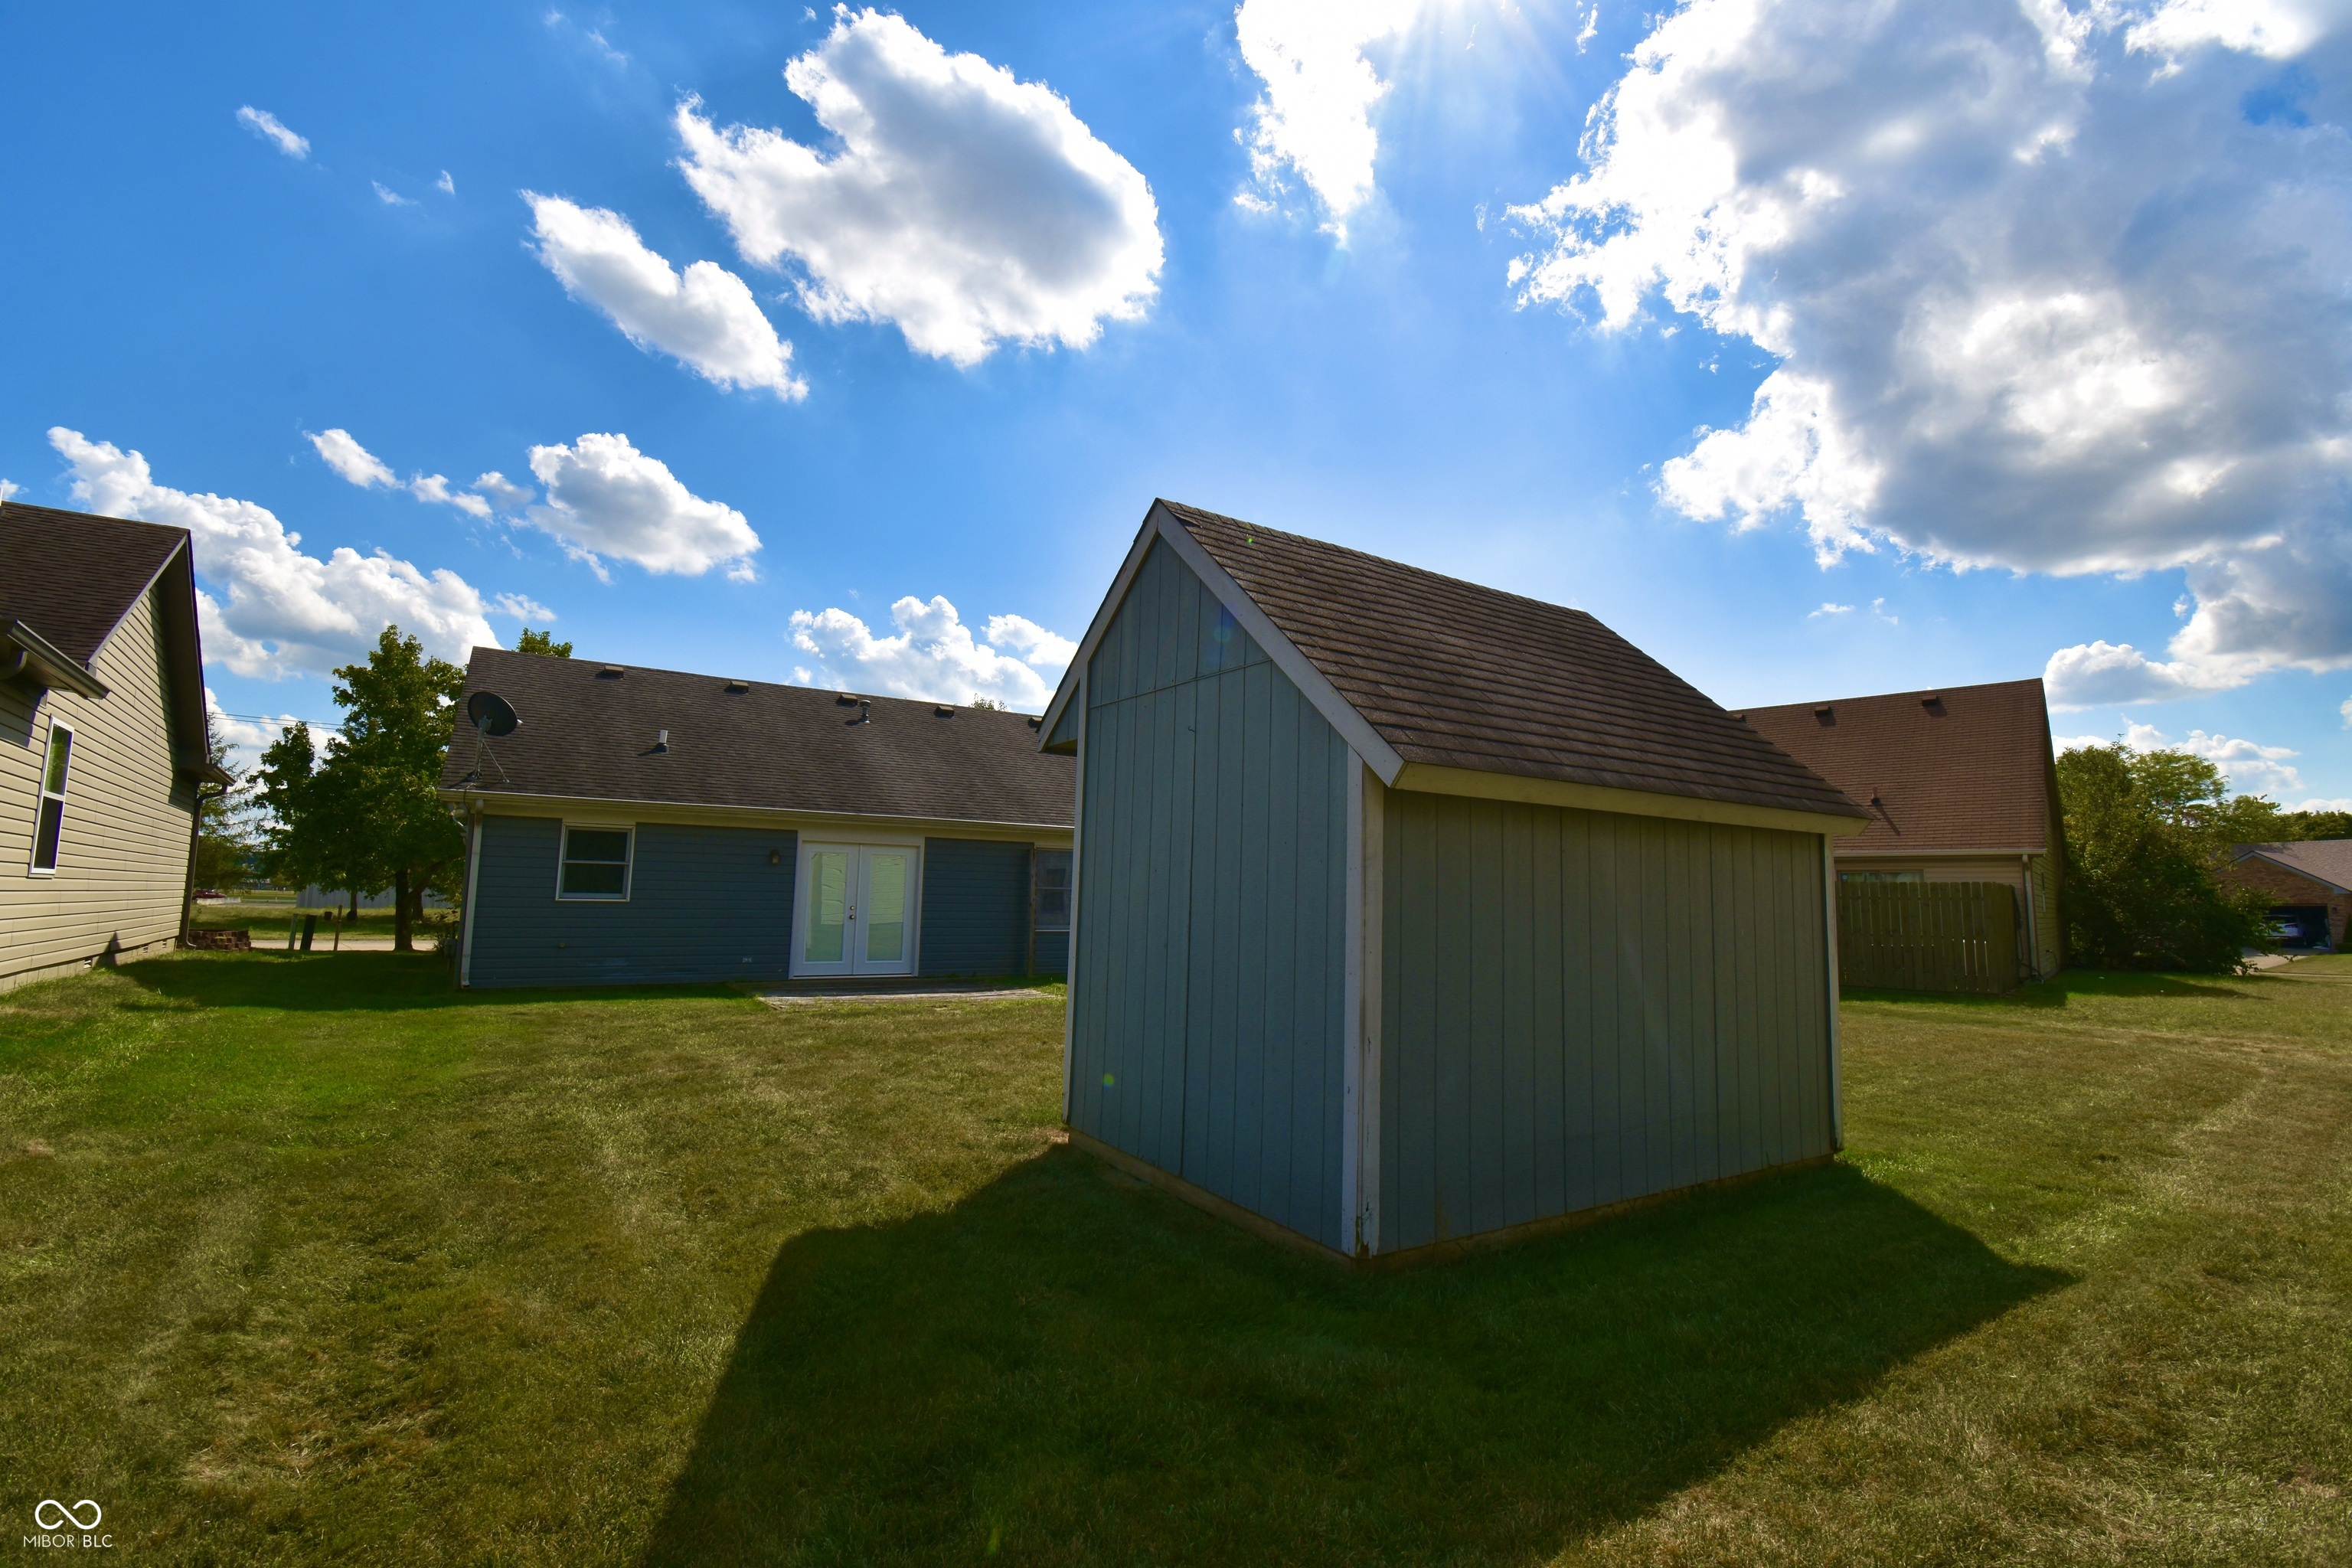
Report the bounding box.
[0,501,189,668]
[1163,502,1864,820]
[1739,678,2057,853]
[440,648,1073,828]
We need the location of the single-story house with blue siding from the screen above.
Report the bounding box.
[1038,501,1870,1263]
[438,648,1073,988]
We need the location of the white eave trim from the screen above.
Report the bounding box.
[434,786,1071,840]
[1147,503,1408,784]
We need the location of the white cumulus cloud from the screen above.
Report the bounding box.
[524,433,760,580]
[237,106,309,159]
[1233,0,1426,236]
[789,595,1073,710]
[52,428,496,679]
[525,194,805,397]
[472,472,534,512]
[1510,0,2352,706]
[675,8,1162,367]
[492,592,556,622]
[308,429,395,488]
[2122,720,2306,796]
[309,429,495,519]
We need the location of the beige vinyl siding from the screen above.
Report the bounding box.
[2027,850,2062,979]
[0,585,194,987]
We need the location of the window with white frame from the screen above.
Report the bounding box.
[558,825,633,900]
[30,721,73,874]
[1033,848,1071,932]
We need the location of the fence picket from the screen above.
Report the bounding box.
[1836,881,2019,995]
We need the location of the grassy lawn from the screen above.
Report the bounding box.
[3,953,2349,1564]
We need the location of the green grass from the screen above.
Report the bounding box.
[2,953,2349,1564]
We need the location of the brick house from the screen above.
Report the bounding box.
[2225,841,2350,951]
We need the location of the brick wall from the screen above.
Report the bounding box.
[2223,856,2349,949]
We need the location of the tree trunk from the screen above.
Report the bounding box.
[347,887,359,922]
[394,867,413,952]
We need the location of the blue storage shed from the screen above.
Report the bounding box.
[1037,501,1870,1261]
[439,649,1073,988]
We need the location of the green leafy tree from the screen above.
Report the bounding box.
[254,720,381,917]
[330,626,467,950]
[2056,743,2272,972]
[517,629,572,657]
[191,713,256,891]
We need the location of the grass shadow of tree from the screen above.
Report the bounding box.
[642,1148,2063,1566]
[114,952,749,1013]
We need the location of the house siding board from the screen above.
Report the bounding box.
[918,838,1032,976]
[1376,790,1834,1253]
[1069,544,1349,1252]
[2,584,194,988]
[466,817,798,988]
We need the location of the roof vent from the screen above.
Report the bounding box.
[725,679,749,694]
[836,693,861,707]
[935,704,955,717]
[858,699,871,723]
[1027,716,1042,730]
[653,729,669,754]
[1814,705,1835,726]
[599,664,624,678]
[1920,693,1945,712]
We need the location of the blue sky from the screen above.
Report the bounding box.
[4,0,2349,806]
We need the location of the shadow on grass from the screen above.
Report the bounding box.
[1845,969,2259,1011]
[114,951,750,1013]
[642,1151,2063,1566]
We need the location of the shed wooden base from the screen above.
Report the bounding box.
[1065,1125,1835,1269]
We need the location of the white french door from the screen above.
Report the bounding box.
[793,842,920,977]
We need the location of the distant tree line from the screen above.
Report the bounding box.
[2056,743,2347,973]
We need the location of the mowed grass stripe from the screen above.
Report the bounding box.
[1,951,2347,1564]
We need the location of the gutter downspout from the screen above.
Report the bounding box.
[2020,851,2039,983]
[178,776,228,947]
[459,799,484,988]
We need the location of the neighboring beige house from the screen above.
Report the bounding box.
[1740,678,2068,982]
[2,501,224,991]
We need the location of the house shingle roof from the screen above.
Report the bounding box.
[1737,678,2058,853]
[440,648,1073,828]
[2234,840,2352,893]
[0,501,189,668]
[1163,501,1865,820]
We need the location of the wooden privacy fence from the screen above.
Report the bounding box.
[1838,881,2019,995]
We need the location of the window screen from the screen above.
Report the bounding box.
[560,826,632,898]
[31,724,72,873]
[1033,849,1072,932]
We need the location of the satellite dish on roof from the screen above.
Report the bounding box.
[467,690,519,737]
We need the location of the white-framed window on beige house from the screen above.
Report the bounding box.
[30,720,74,874]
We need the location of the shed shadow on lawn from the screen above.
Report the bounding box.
[1845,970,2259,1011]
[642,1149,2063,1566]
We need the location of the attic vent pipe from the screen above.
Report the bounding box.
[654,730,669,753]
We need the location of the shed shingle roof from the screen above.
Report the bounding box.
[2233,840,2352,893]
[1161,502,1864,820]
[440,648,1073,828]
[0,501,188,668]
[1737,678,2058,853]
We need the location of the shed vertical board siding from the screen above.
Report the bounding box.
[1378,791,1834,1253]
[918,838,1031,976]
[1068,539,1350,1251]
[466,817,797,987]
[1,585,194,986]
